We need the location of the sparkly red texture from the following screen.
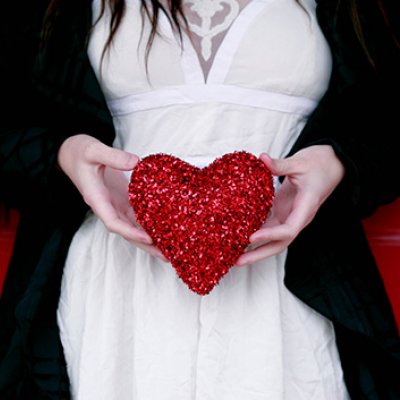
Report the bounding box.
[129,151,274,295]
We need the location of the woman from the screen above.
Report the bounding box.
[0,0,399,399]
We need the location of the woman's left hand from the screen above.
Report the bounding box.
[235,145,345,266]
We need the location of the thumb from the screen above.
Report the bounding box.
[259,153,296,177]
[86,141,139,171]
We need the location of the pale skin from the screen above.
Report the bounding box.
[58,134,345,265]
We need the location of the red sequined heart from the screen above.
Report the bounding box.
[129,151,274,295]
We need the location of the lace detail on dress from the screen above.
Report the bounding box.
[184,0,240,60]
[182,0,251,78]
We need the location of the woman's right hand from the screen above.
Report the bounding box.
[57,134,167,261]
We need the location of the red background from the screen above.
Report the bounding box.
[1,201,400,330]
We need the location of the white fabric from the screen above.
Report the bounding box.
[182,0,241,61]
[57,0,350,399]
[180,0,250,77]
[107,85,317,116]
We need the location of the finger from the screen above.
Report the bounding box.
[236,241,288,266]
[250,191,318,246]
[132,241,169,262]
[87,188,152,244]
[121,208,144,229]
[85,141,139,171]
[262,181,298,225]
[105,215,152,244]
[283,191,318,233]
[259,152,303,177]
[250,224,294,245]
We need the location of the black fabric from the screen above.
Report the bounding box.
[0,0,399,399]
[284,192,400,399]
[0,2,113,399]
[284,3,400,397]
[289,0,400,217]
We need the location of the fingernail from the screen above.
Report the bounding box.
[234,259,244,267]
[249,235,258,244]
[140,236,152,244]
[156,253,168,262]
[128,155,139,168]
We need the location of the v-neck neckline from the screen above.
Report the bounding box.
[159,0,273,85]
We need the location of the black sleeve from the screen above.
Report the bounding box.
[0,1,115,210]
[288,0,400,217]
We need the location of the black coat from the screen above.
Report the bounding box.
[0,0,399,399]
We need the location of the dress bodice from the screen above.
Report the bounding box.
[88,0,332,168]
[89,0,331,100]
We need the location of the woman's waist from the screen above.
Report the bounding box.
[113,107,306,167]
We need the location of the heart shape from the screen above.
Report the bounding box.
[129,151,274,295]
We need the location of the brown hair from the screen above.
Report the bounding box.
[347,0,400,67]
[42,0,187,65]
[42,0,398,66]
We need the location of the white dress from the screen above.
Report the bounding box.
[57,0,350,399]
